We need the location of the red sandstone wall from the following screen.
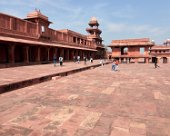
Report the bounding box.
[111,48,121,56]
[0,13,96,49]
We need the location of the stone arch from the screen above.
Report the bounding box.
[121,47,128,55]
[162,57,168,63]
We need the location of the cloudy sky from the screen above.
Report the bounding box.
[1,0,170,46]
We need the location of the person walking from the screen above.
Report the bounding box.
[77,56,80,63]
[83,56,87,65]
[154,58,160,68]
[90,57,93,63]
[73,56,76,63]
[59,56,63,66]
[112,60,116,71]
[100,58,104,66]
[115,60,119,71]
[53,54,57,67]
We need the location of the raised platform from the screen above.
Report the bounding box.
[0,60,111,93]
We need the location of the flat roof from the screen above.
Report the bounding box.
[150,45,170,50]
[109,38,154,47]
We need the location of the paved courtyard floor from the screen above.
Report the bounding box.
[0,60,103,86]
[0,63,170,136]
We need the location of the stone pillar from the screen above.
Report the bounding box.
[135,58,138,63]
[75,50,78,57]
[145,58,149,63]
[61,48,64,57]
[23,46,29,64]
[71,50,74,60]
[62,33,64,41]
[76,38,78,44]
[54,48,58,59]
[25,22,28,33]
[9,18,13,30]
[67,49,70,60]
[47,47,50,61]
[36,23,40,35]
[8,44,15,64]
[93,52,96,59]
[36,47,41,62]
[67,35,69,42]
[126,58,128,63]
[82,51,85,58]
[80,50,82,59]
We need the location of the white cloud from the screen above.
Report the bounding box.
[106,22,170,35]
[107,23,126,32]
[110,4,135,19]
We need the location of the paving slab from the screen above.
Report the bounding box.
[0,63,170,136]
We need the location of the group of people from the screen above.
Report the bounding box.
[73,56,93,65]
[73,56,81,63]
[54,55,94,67]
[53,55,161,71]
[53,55,63,67]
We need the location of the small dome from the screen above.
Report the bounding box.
[89,17,99,27]
[91,16,98,22]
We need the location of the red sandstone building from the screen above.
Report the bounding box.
[109,38,154,63]
[150,39,170,63]
[0,10,105,68]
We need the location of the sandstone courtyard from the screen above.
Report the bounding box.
[0,62,170,136]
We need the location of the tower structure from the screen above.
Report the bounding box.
[86,17,105,59]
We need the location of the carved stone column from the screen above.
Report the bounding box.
[24,46,29,64]
[8,44,15,64]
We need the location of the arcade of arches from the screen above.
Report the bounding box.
[0,43,95,67]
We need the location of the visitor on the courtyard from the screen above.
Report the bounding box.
[154,58,160,68]
[73,56,76,63]
[100,58,104,66]
[115,60,119,71]
[83,56,87,65]
[53,54,57,67]
[90,57,93,63]
[112,60,116,71]
[77,56,80,63]
[59,56,63,66]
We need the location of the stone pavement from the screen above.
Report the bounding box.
[0,63,170,136]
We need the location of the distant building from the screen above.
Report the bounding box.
[0,10,105,68]
[150,39,170,63]
[108,38,154,63]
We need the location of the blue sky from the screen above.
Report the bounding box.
[1,0,170,46]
